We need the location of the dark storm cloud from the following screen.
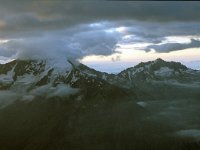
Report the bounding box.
[0,23,121,60]
[0,1,200,37]
[0,0,200,63]
[145,39,200,53]
[113,20,200,53]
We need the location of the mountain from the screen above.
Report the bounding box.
[0,58,200,150]
[0,59,107,90]
[0,59,143,150]
[115,58,200,100]
[118,58,199,82]
[1,58,200,99]
[0,59,131,104]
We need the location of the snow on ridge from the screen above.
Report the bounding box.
[0,59,72,92]
[0,63,16,86]
[14,73,36,85]
[0,68,15,84]
[44,58,72,75]
[154,67,174,77]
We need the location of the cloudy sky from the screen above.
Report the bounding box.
[0,1,200,73]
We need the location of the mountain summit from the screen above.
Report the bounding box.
[117,58,196,81]
[0,59,129,103]
[0,58,199,100]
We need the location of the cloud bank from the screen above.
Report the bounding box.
[0,1,200,69]
[0,1,200,37]
[145,39,200,52]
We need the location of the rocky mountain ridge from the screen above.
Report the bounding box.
[1,58,199,92]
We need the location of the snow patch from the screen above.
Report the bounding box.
[0,65,16,85]
[45,58,72,75]
[15,74,36,85]
[137,101,147,107]
[102,74,107,80]
[154,67,174,77]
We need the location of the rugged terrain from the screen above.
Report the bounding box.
[0,58,200,150]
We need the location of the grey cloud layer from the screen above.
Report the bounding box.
[118,22,200,52]
[0,1,200,38]
[0,23,121,60]
[0,1,200,63]
[1,21,200,61]
[145,39,200,53]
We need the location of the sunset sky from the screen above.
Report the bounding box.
[0,1,200,73]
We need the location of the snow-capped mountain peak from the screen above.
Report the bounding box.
[117,58,192,81]
[0,59,113,100]
[0,58,199,102]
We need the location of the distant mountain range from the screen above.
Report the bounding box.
[0,58,200,150]
[0,58,200,101]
